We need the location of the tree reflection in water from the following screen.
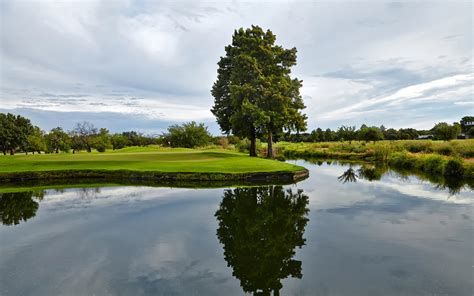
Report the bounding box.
[338,164,471,196]
[337,167,358,183]
[0,191,43,226]
[215,186,309,296]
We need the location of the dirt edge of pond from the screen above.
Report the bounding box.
[0,169,309,185]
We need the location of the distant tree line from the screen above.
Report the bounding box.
[278,116,473,143]
[1,112,472,155]
[0,113,156,155]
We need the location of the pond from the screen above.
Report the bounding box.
[0,161,472,295]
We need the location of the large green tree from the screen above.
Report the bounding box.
[211,26,306,158]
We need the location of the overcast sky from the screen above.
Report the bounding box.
[1,0,472,134]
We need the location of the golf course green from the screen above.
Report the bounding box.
[0,149,308,183]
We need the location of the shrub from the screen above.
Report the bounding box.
[214,136,230,149]
[433,143,455,156]
[444,159,464,178]
[235,138,251,153]
[403,141,432,153]
[389,152,414,170]
[373,143,393,162]
[421,155,446,175]
[161,122,212,148]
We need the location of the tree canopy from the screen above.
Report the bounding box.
[432,122,461,141]
[161,121,212,148]
[212,25,307,158]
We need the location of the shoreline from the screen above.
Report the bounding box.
[0,168,310,185]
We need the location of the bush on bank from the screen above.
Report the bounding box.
[276,140,474,179]
[387,152,471,179]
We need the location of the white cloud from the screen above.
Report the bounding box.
[0,0,472,132]
[319,74,473,122]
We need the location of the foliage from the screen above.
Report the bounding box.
[111,134,128,150]
[46,127,71,153]
[92,128,112,152]
[444,159,464,178]
[0,113,34,154]
[70,121,97,152]
[460,116,474,133]
[161,121,212,148]
[211,25,306,157]
[215,186,309,295]
[337,125,357,143]
[358,126,384,142]
[432,122,461,141]
[467,127,474,138]
[398,128,419,140]
[26,126,47,154]
[0,191,39,225]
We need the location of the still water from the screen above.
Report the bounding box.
[0,161,472,296]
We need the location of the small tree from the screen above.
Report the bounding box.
[46,127,71,153]
[111,134,129,150]
[310,128,324,142]
[26,126,46,154]
[337,126,356,143]
[71,121,97,152]
[92,128,111,152]
[383,128,399,140]
[398,128,419,140]
[358,126,384,142]
[432,122,461,141]
[161,122,212,148]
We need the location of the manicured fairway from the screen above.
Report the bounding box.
[0,149,304,174]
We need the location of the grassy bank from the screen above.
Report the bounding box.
[0,149,307,183]
[276,140,474,179]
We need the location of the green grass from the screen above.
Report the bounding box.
[0,149,304,175]
[275,139,474,158]
[275,140,474,179]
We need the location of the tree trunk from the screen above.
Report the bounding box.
[56,148,59,153]
[249,128,257,157]
[267,131,274,159]
[2,150,6,155]
[10,149,14,155]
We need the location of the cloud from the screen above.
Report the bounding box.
[0,0,472,132]
[319,74,474,121]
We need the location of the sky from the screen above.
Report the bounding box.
[0,0,472,135]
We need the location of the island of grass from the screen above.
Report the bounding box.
[0,148,308,184]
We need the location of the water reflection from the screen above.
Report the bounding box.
[337,166,358,183]
[215,186,309,295]
[0,191,43,225]
[337,164,472,196]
